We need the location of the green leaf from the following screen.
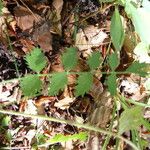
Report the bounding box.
[48,72,68,96]
[20,75,42,97]
[48,132,88,144]
[125,61,148,76]
[2,116,11,126]
[100,0,114,3]
[25,47,47,73]
[134,42,150,63]
[61,47,78,70]
[75,72,93,97]
[107,73,117,96]
[37,133,48,145]
[125,0,150,45]
[125,1,150,44]
[110,7,125,51]
[119,106,143,134]
[108,53,119,70]
[0,0,3,15]
[87,51,102,70]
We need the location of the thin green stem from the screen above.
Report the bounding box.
[5,30,20,78]
[0,109,139,150]
[118,94,150,108]
[102,103,116,150]
[0,71,140,85]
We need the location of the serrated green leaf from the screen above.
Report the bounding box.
[87,52,102,70]
[107,73,117,96]
[25,47,47,73]
[75,72,93,97]
[48,132,88,144]
[108,53,119,70]
[125,61,148,76]
[20,75,42,97]
[61,47,78,70]
[110,7,125,51]
[48,72,67,96]
[119,106,143,134]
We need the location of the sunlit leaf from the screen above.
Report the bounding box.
[48,72,68,96]
[134,42,150,63]
[108,52,119,70]
[119,106,143,134]
[125,61,148,76]
[87,51,102,70]
[107,73,117,96]
[25,47,47,73]
[110,7,125,51]
[75,72,93,97]
[125,1,150,44]
[61,47,78,70]
[48,132,88,144]
[2,116,11,126]
[20,75,42,97]
[0,0,3,15]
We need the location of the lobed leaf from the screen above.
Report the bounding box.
[108,52,119,71]
[119,106,143,134]
[107,72,117,96]
[20,75,42,97]
[61,47,78,70]
[110,7,125,51]
[48,72,68,96]
[87,51,102,70]
[25,47,47,73]
[75,72,93,97]
[125,61,148,76]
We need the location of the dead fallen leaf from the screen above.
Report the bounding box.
[32,22,52,52]
[54,96,75,110]
[52,0,63,35]
[14,6,42,31]
[34,96,56,107]
[75,25,107,53]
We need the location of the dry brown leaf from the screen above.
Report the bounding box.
[34,96,55,107]
[52,0,63,18]
[14,6,42,31]
[52,0,63,35]
[75,25,107,53]
[19,38,35,53]
[32,22,52,52]
[54,96,75,110]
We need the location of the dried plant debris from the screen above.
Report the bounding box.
[0,0,150,149]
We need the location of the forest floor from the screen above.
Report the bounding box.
[0,0,150,150]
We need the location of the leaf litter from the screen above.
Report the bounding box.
[0,0,150,149]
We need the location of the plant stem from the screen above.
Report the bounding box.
[102,102,116,150]
[5,30,20,78]
[118,94,150,108]
[0,109,139,150]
